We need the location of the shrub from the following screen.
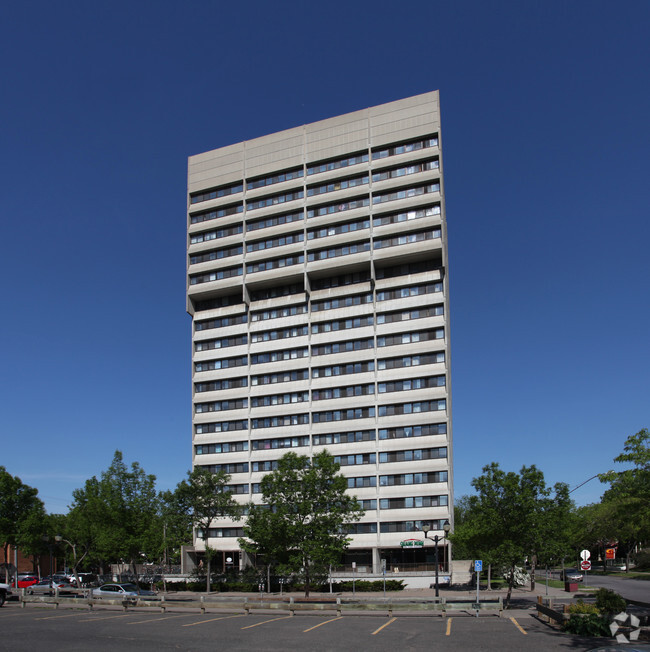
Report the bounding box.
[594,588,627,614]
[562,613,610,637]
[567,599,600,614]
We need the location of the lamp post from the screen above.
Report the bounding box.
[422,520,451,597]
[54,535,80,588]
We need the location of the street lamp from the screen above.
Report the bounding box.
[54,535,80,587]
[422,520,451,597]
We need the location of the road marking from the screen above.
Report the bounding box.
[35,612,88,620]
[446,617,452,636]
[127,613,192,625]
[303,616,343,632]
[183,614,245,627]
[371,617,396,635]
[83,613,133,622]
[510,617,527,634]
[241,615,292,629]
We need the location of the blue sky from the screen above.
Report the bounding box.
[1,0,648,514]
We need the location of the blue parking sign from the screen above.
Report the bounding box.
[474,560,483,572]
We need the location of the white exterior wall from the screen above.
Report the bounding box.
[187,91,454,571]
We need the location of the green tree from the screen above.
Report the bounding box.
[67,451,161,575]
[0,467,44,582]
[170,467,242,593]
[239,451,362,597]
[599,428,650,567]
[450,463,572,607]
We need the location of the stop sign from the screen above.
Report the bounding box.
[581,560,591,571]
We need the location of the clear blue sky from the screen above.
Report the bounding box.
[1,0,648,514]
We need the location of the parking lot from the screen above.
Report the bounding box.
[0,602,610,651]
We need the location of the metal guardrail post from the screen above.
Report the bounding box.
[244,597,250,615]
[336,597,341,617]
[160,595,166,613]
[289,597,294,616]
[200,595,205,614]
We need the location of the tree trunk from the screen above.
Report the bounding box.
[505,565,515,609]
[487,563,492,590]
[304,563,310,598]
[206,553,211,594]
[530,554,537,591]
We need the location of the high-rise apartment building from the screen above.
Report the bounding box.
[186,91,453,574]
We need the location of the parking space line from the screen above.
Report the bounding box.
[183,614,245,627]
[35,612,90,621]
[82,613,133,622]
[128,613,193,625]
[446,617,452,636]
[371,617,396,635]
[241,615,292,630]
[303,616,343,632]
[510,617,527,634]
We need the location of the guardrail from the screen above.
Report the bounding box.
[19,593,503,617]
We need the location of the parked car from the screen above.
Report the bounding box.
[92,583,156,600]
[0,582,12,607]
[16,575,39,589]
[561,568,583,582]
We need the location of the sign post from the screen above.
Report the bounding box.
[474,560,482,617]
[381,558,386,598]
[580,550,591,587]
[352,561,356,597]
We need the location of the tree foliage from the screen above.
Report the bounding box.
[598,428,650,553]
[450,463,572,606]
[0,467,44,581]
[239,451,362,596]
[168,467,241,592]
[66,451,161,572]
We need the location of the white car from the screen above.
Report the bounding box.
[92,583,156,600]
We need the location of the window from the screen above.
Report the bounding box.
[378,424,447,440]
[246,232,303,253]
[311,316,373,334]
[247,254,303,273]
[377,330,444,347]
[194,356,247,372]
[379,495,448,510]
[190,203,243,224]
[311,338,374,357]
[312,361,374,378]
[190,182,243,205]
[251,392,309,407]
[345,523,377,534]
[195,335,247,352]
[251,347,308,364]
[311,293,372,312]
[376,282,442,302]
[312,384,375,401]
[251,326,308,343]
[334,453,376,466]
[373,204,440,228]
[194,294,242,311]
[307,152,368,175]
[200,462,248,474]
[195,420,247,434]
[376,305,443,325]
[380,520,444,533]
[251,370,309,386]
[252,436,310,450]
[374,229,441,250]
[377,376,446,393]
[247,167,303,190]
[195,377,248,392]
[249,283,303,301]
[205,527,245,538]
[189,244,242,265]
[375,259,440,279]
[312,407,375,423]
[347,476,377,488]
[252,461,278,472]
[195,399,247,414]
[308,218,370,239]
[372,158,439,182]
[379,447,448,463]
[313,430,375,446]
[190,266,242,285]
[378,400,446,417]
[358,499,377,510]
[372,136,438,160]
[246,189,304,211]
[307,241,370,261]
[195,314,247,332]
[379,472,448,486]
[194,441,248,455]
[310,271,370,291]
[307,174,369,197]
[251,413,309,429]
[378,352,445,370]
[372,182,440,205]
[190,223,243,243]
[251,303,307,322]
[307,197,370,218]
[247,210,303,232]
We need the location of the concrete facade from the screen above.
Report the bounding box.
[186,91,453,573]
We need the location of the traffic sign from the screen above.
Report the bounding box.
[580,549,591,561]
[474,560,483,572]
[581,560,591,571]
